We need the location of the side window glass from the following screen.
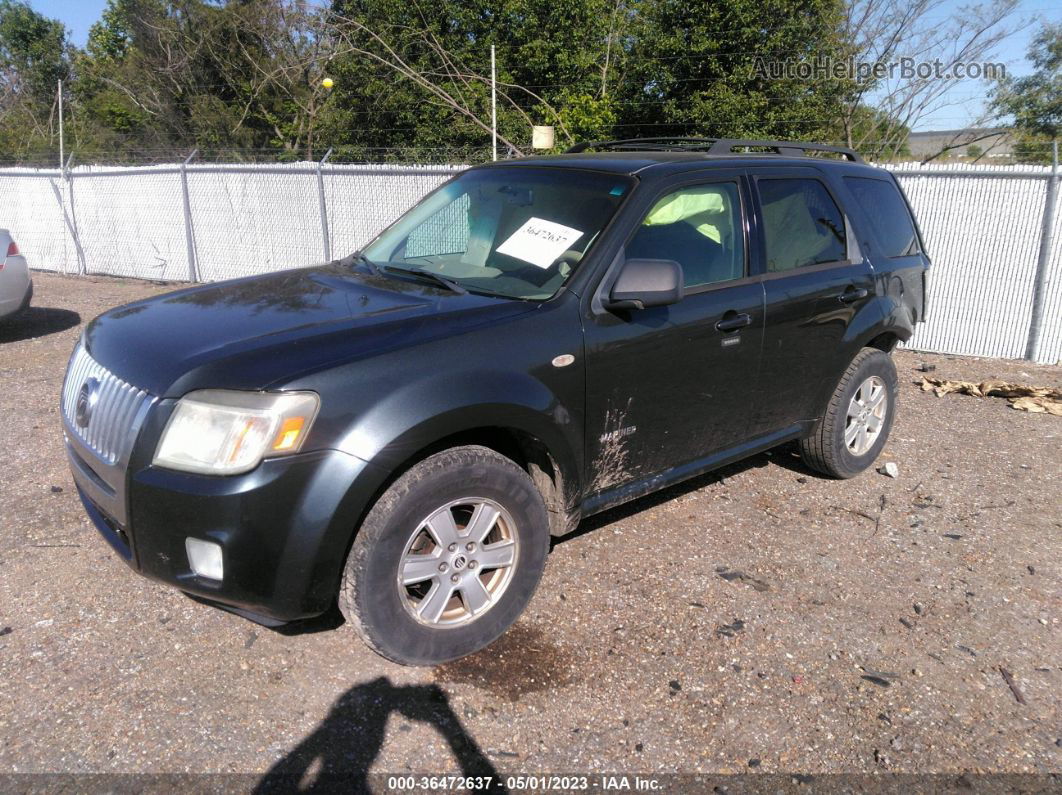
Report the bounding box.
[844,177,920,257]
[758,178,848,272]
[626,182,745,288]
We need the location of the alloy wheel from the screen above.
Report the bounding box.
[845,375,888,456]
[397,498,519,627]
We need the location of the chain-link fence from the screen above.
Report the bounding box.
[2,160,1059,364]
[890,162,1060,363]
[4,162,463,282]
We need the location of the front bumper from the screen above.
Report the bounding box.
[69,442,382,623]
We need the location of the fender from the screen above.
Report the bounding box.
[845,294,914,349]
[806,294,911,424]
[331,367,583,505]
[873,291,918,343]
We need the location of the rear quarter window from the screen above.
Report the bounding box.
[844,177,920,258]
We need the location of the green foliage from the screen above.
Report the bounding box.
[554,92,618,142]
[993,23,1060,163]
[86,0,133,59]
[0,0,69,101]
[844,105,910,159]
[616,0,853,141]
[0,0,888,164]
[319,0,627,155]
[0,0,71,162]
[322,0,854,156]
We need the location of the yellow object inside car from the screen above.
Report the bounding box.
[642,186,731,244]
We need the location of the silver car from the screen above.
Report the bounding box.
[0,229,32,321]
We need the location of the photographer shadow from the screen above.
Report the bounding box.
[255,676,507,793]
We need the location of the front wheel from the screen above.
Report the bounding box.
[338,445,550,665]
[799,347,898,479]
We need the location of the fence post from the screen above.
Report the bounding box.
[1025,140,1059,362]
[317,147,333,261]
[180,149,199,282]
[63,154,86,275]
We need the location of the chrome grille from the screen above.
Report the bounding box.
[62,344,154,465]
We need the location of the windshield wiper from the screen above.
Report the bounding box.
[338,254,468,295]
[383,265,467,295]
[335,250,381,276]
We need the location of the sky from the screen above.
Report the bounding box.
[27,0,1062,133]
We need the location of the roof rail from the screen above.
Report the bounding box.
[708,139,863,162]
[565,137,864,163]
[565,137,720,153]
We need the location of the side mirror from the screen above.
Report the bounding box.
[605,258,684,311]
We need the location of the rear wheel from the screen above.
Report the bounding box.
[338,445,549,665]
[799,348,898,478]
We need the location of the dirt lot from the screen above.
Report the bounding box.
[0,273,1059,787]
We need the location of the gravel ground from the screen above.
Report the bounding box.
[0,273,1059,786]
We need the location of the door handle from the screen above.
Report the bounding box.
[838,286,869,304]
[715,312,752,332]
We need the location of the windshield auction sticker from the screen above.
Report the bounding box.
[496,217,584,268]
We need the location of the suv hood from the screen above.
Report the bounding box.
[83,263,536,396]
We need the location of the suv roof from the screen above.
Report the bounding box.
[492,137,876,177]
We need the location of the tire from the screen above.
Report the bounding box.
[18,281,33,314]
[799,348,898,479]
[338,445,550,665]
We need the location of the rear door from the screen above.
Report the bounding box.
[842,173,929,324]
[747,168,875,436]
[581,171,765,492]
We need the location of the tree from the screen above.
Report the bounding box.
[4,0,1022,164]
[617,0,854,143]
[72,0,248,159]
[70,0,337,161]
[993,22,1060,163]
[320,0,627,159]
[845,104,910,158]
[840,0,1022,159]
[0,0,70,162]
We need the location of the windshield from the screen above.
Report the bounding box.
[361,167,633,300]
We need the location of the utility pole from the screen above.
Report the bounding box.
[490,45,497,162]
[58,79,64,170]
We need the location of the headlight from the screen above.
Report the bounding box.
[153,390,320,475]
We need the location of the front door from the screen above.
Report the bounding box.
[582,175,765,495]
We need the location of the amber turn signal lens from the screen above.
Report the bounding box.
[272,416,306,451]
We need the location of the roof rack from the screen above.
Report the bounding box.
[564,137,864,163]
[565,137,721,153]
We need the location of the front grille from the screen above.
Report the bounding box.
[62,344,155,465]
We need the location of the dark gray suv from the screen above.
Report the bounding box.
[62,138,929,664]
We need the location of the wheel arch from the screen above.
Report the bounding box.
[808,303,910,430]
[842,295,913,349]
[335,404,582,553]
[863,330,903,353]
[370,422,578,538]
